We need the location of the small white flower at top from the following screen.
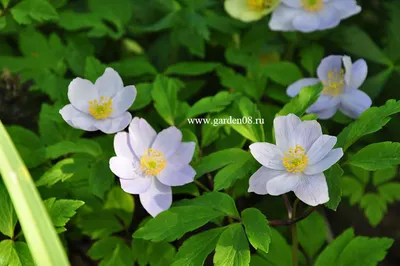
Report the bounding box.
[60,68,136,134]
[287,55,372,119]
[224,0,280,22]
[248,114,343,206]
[109,117,196,217]
[269,0,361,32]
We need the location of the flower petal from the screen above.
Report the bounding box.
[287,78,320,97]
[292,12,320,33]
[95,68,123,98]
[339,89,372,119]
[274,114,302,151]
[294,173,329,206]
[248,167,284,195]
[307,135,337,165]
[342,55,352,86]
[330,0,361,19]
[317,55,343,81]
[249,143,285,170]
[114,132,137,160]
[129,117,157,158]
[168,142,196,165]
[119,177,151,194]
[95,112,131,134]
[317,5,341,30]
[281,0,301,8]
[266,172,301,195]
[312,106,338,120]
[303,148,343,175]
[157,164,195,186]
[111,85,137,117]
[151,126,182,158]
[224,0,268,22]
[60,104,97,131]
[68,78,97,113]
[139,177,172,217]
[269,5,299,31]
[348,59,368,90]
[294,120,322,151]
[109,156,140,180]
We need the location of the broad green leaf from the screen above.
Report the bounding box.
[263,61,303,86]
[84,56,106,83]
[11,0,59,25]
[0,181,17,238]
[378,182,400,203]
[133,206,223,241]
[241,208,271,254]
[110,57,157,77]
[44,198,85,233]
[36,158,75,187]
[373,167,397,186]
[360,193,387,227]
[104,186,134,228]
[132,239,176,266]
[1,0,10,8]
[213,223,250,266]
[336,100,400,151]
[216,66,259,100]
[324,164,344,210]
[341,176,364,205]
[385,2,400,61]
[188,91,238,118]
[277,83,323,117]
[349,165,370,184]
[0,240,34,266]
[90,159,115,199]
[347,142,400,171]
[172,183,200,197]
[165,62,219,76]
[300,43,324,76]
[172,227,226,266]
[130,83,153,111]
[45,139,102,160]
[201,121,221,148]
[0,17,6,30]
[181,128,200,159]
[88,237,134,266]
[77,210,124,239]
[297,212,326,258]
[361,69,392,100]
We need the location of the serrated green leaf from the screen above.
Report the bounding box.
[297,212,326,258]
[360,193,387,227]
[165,62,219,76]
[324,164,344,210]
[216,66,259,100]
[349,165,370,184]
[104,186,134,228]
[45,139,102,160]
[377,182,400,203]
[36,158,76,187]
[0,181,17,238]
[241,208,271,254]
[263,61,303,86]
[0,240,34,266]
[110,57,157,77]
[11,0,59,25]
[188,91,238,118]
[77,210,124,239]
[132,239,176,266]
[88,237,133,266]
[373,167,397,186]
[44,198,84,233]
[341,176,364,205]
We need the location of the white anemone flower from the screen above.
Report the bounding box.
[248,114,343,206]
[287,55,372,119]
[60,68,136,134]
[224,0,280,22]
[109,117,196,217]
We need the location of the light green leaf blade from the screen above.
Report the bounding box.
[241,208,271,254]
[84,56,106,83]
[165,62,219,76]
[300,43,324,76]
[188,91,238,118]
[373,167,397,186]
[324,164,344,210]
[0,240,34,266]
[0,181,17,238]
[263,61,303,86]
[88,237,133,266]
[132,239,176,266]
[378,182,400,203]
[104,186,134,228]
[11,0,59,25]
[36,158,75,187]
[44,198,85,233]
[360,193,387,227]
[297,212,327,258]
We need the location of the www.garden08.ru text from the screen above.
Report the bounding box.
[187,116,264,127]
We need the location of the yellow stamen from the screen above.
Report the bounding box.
[282,145,308,173]
[88,96,113,120]
[140,148,166,176]
[322,69,345,96]
[248,0,274,10]
[301,0,324,12]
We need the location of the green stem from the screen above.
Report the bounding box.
[291,199,299,266]
[194,180,211,192]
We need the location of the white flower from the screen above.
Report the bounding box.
[224,0,279,22]
[248,114,343,206]
[60,68,136,134]
[287,55,372,119]
[109,117,196,217]
[269,0,361,33]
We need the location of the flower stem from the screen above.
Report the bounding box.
[194,180,211,192]
[291,199,299,266]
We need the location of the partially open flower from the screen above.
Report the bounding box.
[248,114,343,206]
[60,68,136,134]
[109,117,196,217]
[224,0,280,22]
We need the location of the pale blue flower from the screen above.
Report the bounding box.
[60,68,136,134]
[109,117,196,217]
[248,114,343,206]
[269,0,361,32]
[287,55,372,119]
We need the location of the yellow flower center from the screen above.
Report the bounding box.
[248,0,273,10]
[322,69,345,96]
[301,0,324,12]
[282,145,308,173]
[140,148,166,176]
[88,96,113,120]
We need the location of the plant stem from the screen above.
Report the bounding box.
[291,199,299,266]
[194,180,211,192]
[269,206,317,226]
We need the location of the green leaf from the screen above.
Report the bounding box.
[0,17,6,30]
[385,2,400,61]
[0,181,17,238]
[361,69,393,100]
[349,165,370,184]
[44,198,84,233]
[378,182,400,203]
[373,167,397,186]
[130,83,153,111]
[85,56,107,83]
[277,83,323,117]
[347,142,400,171]
[201,121,221,148]
[213,223,250,266]
[341,176,364,205]
[36,158,76,187]
[300,43,324,76]
[188,91,238,118]
[172,227,226,266]
[88,237,134,266]
[90,159,115,199]
[360,193,387,227]
[241,208,271,254]
[324,164,344,210]
[110,57,157,77]
[132,239,176,266]
[45,139,102,160]
[297,212,326,258]
[104,186,134,228]
[133,206,223,242]
[336,100,400,151]
[11,0,59,25]
[165,62,219,76]
[263,62,303,86]
[0,240,34,266]
[1,0,10,8]
[77,210,124,239]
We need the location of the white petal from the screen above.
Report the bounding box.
[94,112,132,134]
[339,90,372,119]
[119,177,151,195]
[266,172,301,195]
[109,156,140,180]
[292,12,320,33]
[342,55,352,86]
[139,177,172,217]
[129,117,157,158]
[269,6,299,31]
[249,143,285,170]
[348,59,368,90]
[303,148,343,175]
[157,164,195,186]
[281,0,301,8]
[293,120,322,151]
[151,127,182,158]
[311,106,338,120]
[224,0,268,22]
[111,85,137,117]
[308,94,340,113]
[330,0,361,19]
[113,132,137,160]
[95,68,123,98]
[287,78,320,97]
[317,5,341,30]
[307,135,337,165]
[317,55,343,81]
[60,104,97,131]
[68,78,97,113]
[248,167,284,195]
[168,142,196,165]
[294,173,329,206]
[274,114,302,151]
